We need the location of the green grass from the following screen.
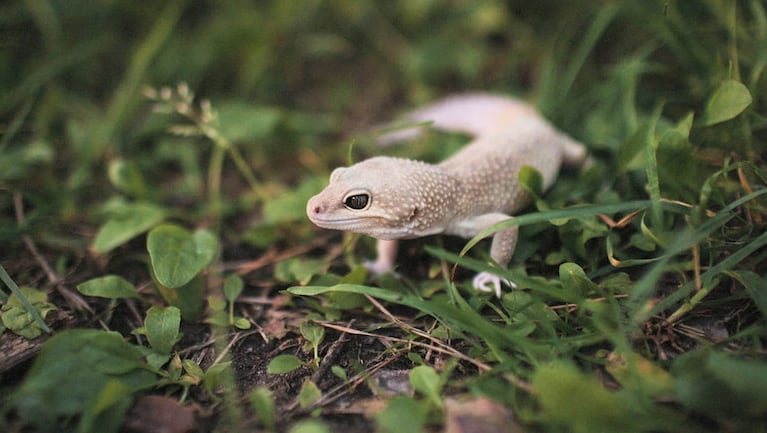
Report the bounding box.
[1,1,766,432]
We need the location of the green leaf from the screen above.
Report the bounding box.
[300,321,325,349]
[703,79,752,126]
[533,361,659,433]
[223,274,244,302]
[298,379,322,409]
[144,305,181,356]
[0,140,54,181]
[558,262,597,296]
[274,258,327,285]
[167,354,183,381]
[409,365,442,408]
[606,351,674,398]
[518,165,544,197]
[1,287,56,339]
[725,271,767,317]
[203,362,231,397]
[108,158,147,198]
[673,350,767,419]
[597,272,634,295]
[267,354,304,374]
[233,317,252,329]
[206,310,229,327]
[216,102,282,142]
[331,365,347,380]
[182,359,205,380]
[629,232,657,252]
[77,275,139,299]
[289,420,331,433]
[79,379,133,433]
[11,330,156,431]
[154,273,206,321]
[501,291,558,325]
[656,113,701,202]
[0,265,49,333]
[93,202,166,253]
[249,387,276,431]
[376,396,427,433]
[262,176,326,224]
[617,127,647,172]
[147,224,218,288]
[208,295,227,312]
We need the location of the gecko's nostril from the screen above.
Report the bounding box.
[313,206,321,214]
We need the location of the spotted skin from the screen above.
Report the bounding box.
[307,94,586,297]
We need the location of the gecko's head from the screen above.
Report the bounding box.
[307,157,458,240]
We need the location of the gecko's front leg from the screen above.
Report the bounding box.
[473,225,518,298]
[365,238,399,275]
[451,213,518,297]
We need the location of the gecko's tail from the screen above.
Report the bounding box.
[375,93,540,146]
[376,92,590,168]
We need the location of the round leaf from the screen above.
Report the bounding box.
[298,379,322,409]
[234,317,252,329]
[147,224,218,288]
[223,274,244,302]
[409,365,442,405]
[144,306,181,356]
[559,262,598,295]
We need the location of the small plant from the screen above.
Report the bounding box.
[144,83,264,222]
[0,264,52,338]
[207,274,252,330]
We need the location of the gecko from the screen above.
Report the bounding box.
[306,93,587,297]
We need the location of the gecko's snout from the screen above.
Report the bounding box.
[306,194,325,222]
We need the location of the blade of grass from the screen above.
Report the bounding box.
[287,284,540,360]
[425,246,582,304]
[630,188,767,324]
[0,92,37,153]
[23,0,62,52]
[0,264,51,333]
[538,4,619,114]
[558,5,620,102]
[71,0,186,187]
[644,103,664,228]
[459,200,684,256]
[661,229,767,323]
[725,271,767,317]
[0,38,106,113]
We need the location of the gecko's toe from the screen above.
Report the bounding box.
[472,272,516,298]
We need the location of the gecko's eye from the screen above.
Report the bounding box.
[344,193,370,210]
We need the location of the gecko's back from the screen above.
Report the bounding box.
[379,93,585,217]
[440,118,568,217]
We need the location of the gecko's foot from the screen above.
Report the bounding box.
[364,260,398,277]
[472,272,516,298]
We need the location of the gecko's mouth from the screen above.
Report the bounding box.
[308,215,389,231]
[308,214,413,240]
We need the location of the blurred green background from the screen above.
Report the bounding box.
[3,0,764,250]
